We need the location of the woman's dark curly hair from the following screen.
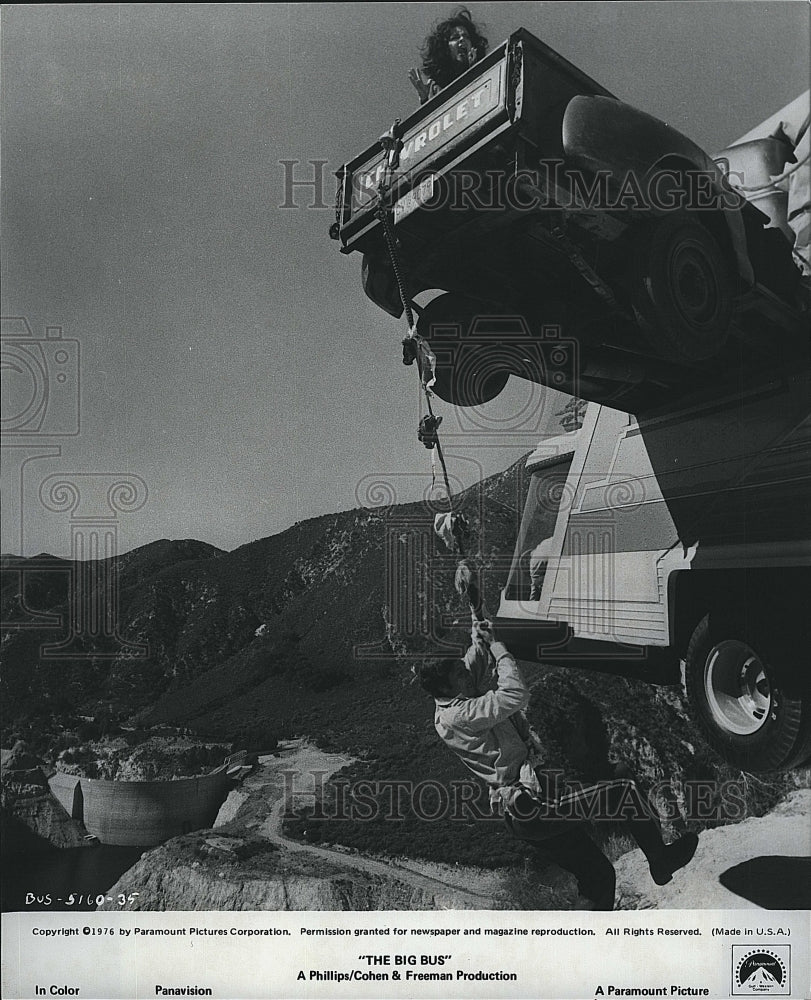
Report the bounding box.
[421,7,489,89]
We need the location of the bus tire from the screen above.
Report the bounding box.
[685,613,811,772]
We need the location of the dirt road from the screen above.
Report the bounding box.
[245,740,512,909]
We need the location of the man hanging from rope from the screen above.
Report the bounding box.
[418,620,699,910]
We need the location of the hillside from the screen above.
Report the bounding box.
[1,457,529,750]
[2,456,806,873]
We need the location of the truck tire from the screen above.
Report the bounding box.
[416,293,510,407]
[630,215,735,364]
[685,614,811,772]
[361,253,404,318]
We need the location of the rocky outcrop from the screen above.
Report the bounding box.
[615,790,811,910]
[1,742,93,851]
[97,831,515,911]
[55,735,231,781]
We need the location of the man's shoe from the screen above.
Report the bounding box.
[649,832,699,886]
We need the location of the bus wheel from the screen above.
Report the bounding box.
[630,216,735,364]
[685,614,811,772]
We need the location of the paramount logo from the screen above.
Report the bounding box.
[732,947,790,996]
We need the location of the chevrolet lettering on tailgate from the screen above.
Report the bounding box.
[352,64,504,212]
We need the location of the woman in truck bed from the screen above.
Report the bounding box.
[409,6,489,104]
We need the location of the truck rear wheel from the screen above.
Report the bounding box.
[685,614,811,772]
[415,293,510,407]
[630,215,735,364]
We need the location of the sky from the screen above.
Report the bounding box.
[2,1,809,558]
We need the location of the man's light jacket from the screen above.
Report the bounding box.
[433,638,540,810]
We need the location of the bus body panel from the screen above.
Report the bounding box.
[497,370,811,658]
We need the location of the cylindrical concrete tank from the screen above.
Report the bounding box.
[80,772,229,846]
[48,772,83,820]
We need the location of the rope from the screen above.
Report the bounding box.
[375,156,456,515]
[792,247,811,270]
[379,207,415,331]
[730,150,810,193]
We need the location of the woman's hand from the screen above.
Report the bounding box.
[408,67,432,103]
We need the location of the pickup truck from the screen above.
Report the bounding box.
[331,29,807,413]
[331,30,810,772]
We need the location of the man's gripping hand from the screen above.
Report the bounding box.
[472,619,497,646]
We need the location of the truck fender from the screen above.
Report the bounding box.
[362,252,404,318]
[562,95,754,285]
